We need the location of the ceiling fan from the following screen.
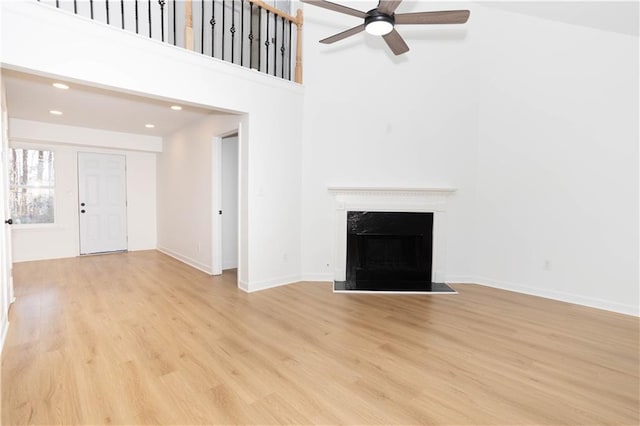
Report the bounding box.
[301,0,470,55]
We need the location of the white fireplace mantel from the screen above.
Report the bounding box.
[328,186,457,194]
[328,186,457,284]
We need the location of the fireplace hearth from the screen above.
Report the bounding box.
[334,211,455,293]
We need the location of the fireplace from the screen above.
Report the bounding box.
[329,187,457,294]
[343,211,433,291]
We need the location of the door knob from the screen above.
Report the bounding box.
[81,202,85,207]
[81,210,86,214]
[4,218,12,225]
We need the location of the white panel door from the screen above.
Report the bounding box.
[78,153,127,255]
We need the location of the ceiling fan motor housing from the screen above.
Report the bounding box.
[364,9,395,35]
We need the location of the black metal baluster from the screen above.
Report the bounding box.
[248,2,253,69]
[159,0,165,41]
[90,0,94,19]
[280,16,285,79]
[257,6,261,72]
[173,0,176,45]
[288,20,292,80]
[231,0,235,63]
[148,0,152,38]
[106,0,110,25]
[135,0,139,33]
[73,0,77,14]
[240,0,244,66]
[120,0,125,29]
[200,0,204,53]
[272,14,277,76]
[211,1,216,57]
[222,0,226,61]
[265,10,269,74]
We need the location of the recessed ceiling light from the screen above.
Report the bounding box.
[145,124,155,128]
[49,110,63,115]
[170,105,182,111]
[52,83,70,90]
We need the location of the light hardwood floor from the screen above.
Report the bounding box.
[1,250,638,425]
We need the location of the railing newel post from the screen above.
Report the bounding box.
[185,0,194,50]
[295,8,303,84]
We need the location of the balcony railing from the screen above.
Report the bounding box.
[36,0,303,83]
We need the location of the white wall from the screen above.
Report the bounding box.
[471,4,639,315]
[157,114,240,274]
[300,1,479,282]
[1,1,304,291]
[300,1,638,315]
[9,120,158,262]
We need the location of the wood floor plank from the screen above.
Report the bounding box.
[2,250,638,425]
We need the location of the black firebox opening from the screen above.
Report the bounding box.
[341,211,434,292]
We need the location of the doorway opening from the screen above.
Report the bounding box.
[212,133,239,275]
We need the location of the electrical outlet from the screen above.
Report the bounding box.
[544,260,551,270]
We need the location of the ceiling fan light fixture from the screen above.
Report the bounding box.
[365,12,394,36]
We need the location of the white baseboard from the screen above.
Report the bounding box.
[238,280,250,292]
[239,275,302,293]
[156,247,213,275]
[445,275,476,284]
[299,273,333,283]
[222,261,238,270]
[470,276,639,317]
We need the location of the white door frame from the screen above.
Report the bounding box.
[212,129,240,276]
[1,76,14,351]
[212,137,223,275]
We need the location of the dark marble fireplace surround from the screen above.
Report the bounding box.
[334,211,455,293]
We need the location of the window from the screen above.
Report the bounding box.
[9,148,55,225]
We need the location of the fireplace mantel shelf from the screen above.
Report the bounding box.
[328,186,457,195]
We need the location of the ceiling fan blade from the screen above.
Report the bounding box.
[382,29,409,55]
[395,10,470,25]
[301,0,366,19]
[377,0,403,15]
[320,24,366,44]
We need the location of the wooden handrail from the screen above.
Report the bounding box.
[246,0,302,25]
